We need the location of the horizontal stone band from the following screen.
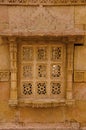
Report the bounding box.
[0,0,86,6]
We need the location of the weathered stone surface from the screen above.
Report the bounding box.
[74,46,86,70]
[8,6,74,34]
[74,83,86,100]
[0,1,86,129]
[1,0,86,6]
[0,38,9,70]
[0,6,84,36]
[0,122,80,130]
[75,6,86,24]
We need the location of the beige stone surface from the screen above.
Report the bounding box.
[0,45,9,70]
[74,83,86,100]
[0,82,9,101]
[74,70,86,82]
[0,40,9,70]
[74,46,86,70]
[0,2,86,129]
[75,6,86,24]
[0,5,85,36]
[75,24,84,30]
[0,6,79,35]
[0,6,9,32]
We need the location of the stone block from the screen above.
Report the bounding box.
[74,24,84,32]
[75,6,86,24]
[74,46,86,70]
[74,83,86,100]
[0,41,9,70]
[7,6,74,34]
[0,82,9,101]
[74,71,86,82]
[0,6,8,24]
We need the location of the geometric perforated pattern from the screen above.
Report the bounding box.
[22,46,33,61]
[37,64,47,78]
[51,64,61,78]
[22,64,33,79]
[22,82,32,95]
[51,82,61,95]
[20,43,65,99]
[37,47,47,61]
[37,82,47,95]
[51,47,62,60]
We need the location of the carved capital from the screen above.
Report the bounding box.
[8,37,16,42]
[66,99,75,106]
[9,99,18,107]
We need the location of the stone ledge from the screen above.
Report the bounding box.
[12,99,75,108]
[0,122,81,130]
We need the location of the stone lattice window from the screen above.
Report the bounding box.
[8,37,76,107]
[19,43,66,101]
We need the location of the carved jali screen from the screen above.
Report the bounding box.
[19,42,66,100]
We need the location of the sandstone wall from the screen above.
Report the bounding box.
[0,4,86,127]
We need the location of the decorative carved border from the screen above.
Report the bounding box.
[0,0,86,6]
[0,70,9,81]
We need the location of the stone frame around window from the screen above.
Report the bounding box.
[7,36,84,107]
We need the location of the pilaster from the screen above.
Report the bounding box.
[66,42,74,105]
[9,37,18,106]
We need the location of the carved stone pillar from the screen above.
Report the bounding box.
[66,43,74,104]
[9,37,18,106]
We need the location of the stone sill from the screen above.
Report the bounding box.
[0,122,80,130]
[9,99,75,107]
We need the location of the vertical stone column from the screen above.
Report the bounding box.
[66,43,74,104]
[9,37,18,106]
